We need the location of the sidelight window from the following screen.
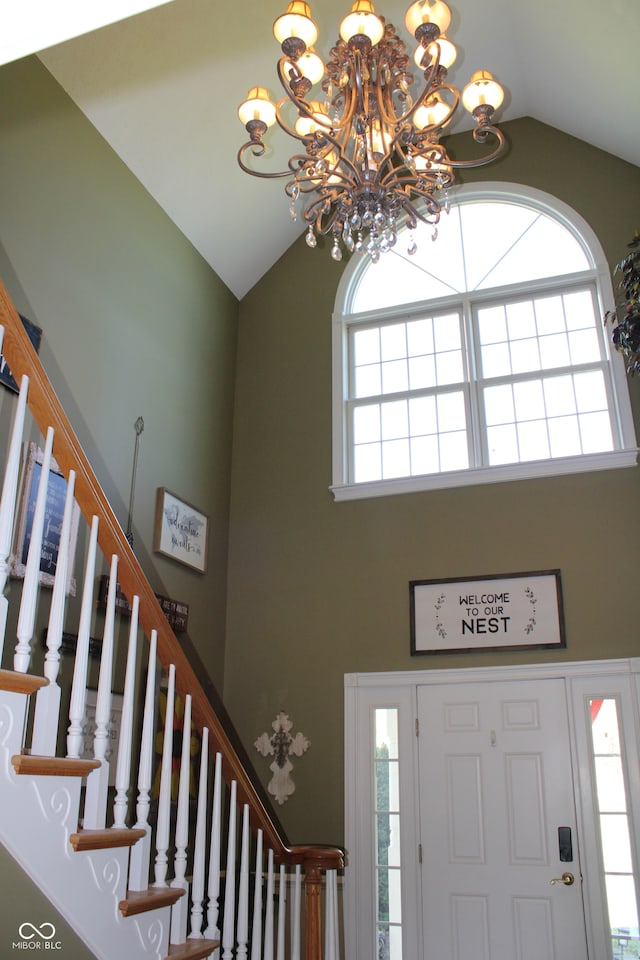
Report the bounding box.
[589,698,640,959]
[375,708,402,960]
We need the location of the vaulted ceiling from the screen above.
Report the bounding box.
[5,0,639,300]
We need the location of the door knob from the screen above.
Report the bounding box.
[550,872,574,886]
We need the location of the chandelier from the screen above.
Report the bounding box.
[237,0,506,262]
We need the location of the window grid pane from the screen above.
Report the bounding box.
[482,366,614,466]
[349,312,469,481]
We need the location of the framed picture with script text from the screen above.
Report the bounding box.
[153,487,208,574]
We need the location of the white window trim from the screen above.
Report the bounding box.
[331,182,638,501]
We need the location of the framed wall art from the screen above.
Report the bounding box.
[153,487,208,574]
[12,442,80,596]
[0,314,42,393]
[410,570,565,655]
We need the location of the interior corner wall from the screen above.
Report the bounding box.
[227,117,640,848]
[0,55,238,692]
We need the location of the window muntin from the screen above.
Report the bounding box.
[333,184,637,498]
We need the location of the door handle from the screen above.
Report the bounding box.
[550,872,574,886]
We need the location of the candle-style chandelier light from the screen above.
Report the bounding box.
[237,0,507,262]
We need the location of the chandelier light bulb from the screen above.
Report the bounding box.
[295,101,331,136]
[339,0,385,45]
[405,0,452,38]
[238,87,277,127]
[273,1,318,48]
[415,34,457,70]
[462,69,505,113]
[413,92,450,130]
[297,47,325,85]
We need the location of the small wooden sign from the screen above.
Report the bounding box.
[96,576,189,633]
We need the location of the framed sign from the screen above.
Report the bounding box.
[410,570,565,655]
[0,314,42,393]
[12,443,80,596]
[153,487,208,574]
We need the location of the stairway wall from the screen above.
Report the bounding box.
[0,55,238,693]
[0,54,239,945]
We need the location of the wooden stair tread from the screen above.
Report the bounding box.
[12,754,101,777]
[70,828,146,852]
[165,939,219,960]
[0,669,48,695]
[119,886,186,917]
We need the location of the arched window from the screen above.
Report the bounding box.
[331,183,637,500]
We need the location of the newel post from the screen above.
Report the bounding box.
[298,846,345,960]
[304,859,323,960]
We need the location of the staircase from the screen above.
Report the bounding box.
[0,283,344,960]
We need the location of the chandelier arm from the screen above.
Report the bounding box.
[237,141,292,179]
[301,190,345,232]
[445,124,506,169]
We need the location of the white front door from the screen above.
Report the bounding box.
[418,678,589,960]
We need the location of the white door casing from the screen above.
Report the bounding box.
[418,678,588,960]
[344,657,640,960]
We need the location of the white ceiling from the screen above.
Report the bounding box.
[8,0,639,300]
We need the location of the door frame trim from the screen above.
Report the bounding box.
[344,657,640,960]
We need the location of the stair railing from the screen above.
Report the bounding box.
[0,281,344,960]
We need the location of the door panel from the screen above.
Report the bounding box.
[418,678,589,960]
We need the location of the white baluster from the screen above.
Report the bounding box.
[0,373,28,659]
[66,515,99,758]
[189,726,209,940]
[14,426,54,672]
[153,663,175,887]
[276,865,286,960]
[204,751,223,941]
[84,553,118,828]
[112,594,140,829]
[221,779,237,960]
[324,870,339,960]
[31,469,76,755]
[129,630,157,891]
[250,830,264,960]
[264,848,275,960]
[170,693,192,945]
[291,864,302,960]
[236,804,250,960]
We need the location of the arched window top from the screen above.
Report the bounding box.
[331,183,637,501]
[341,183,597,317]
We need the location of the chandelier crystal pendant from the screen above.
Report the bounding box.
[237,0,506,262]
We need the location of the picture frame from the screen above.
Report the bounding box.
[153,487,208,574]
[12,442,80,596]
[0,314,42,393]
[410,570,565,655]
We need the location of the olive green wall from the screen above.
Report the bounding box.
[226,118,640,848]
[0,55,238,954]
[0,56,238,690]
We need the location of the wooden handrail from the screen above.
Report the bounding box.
[0,282,344,887]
